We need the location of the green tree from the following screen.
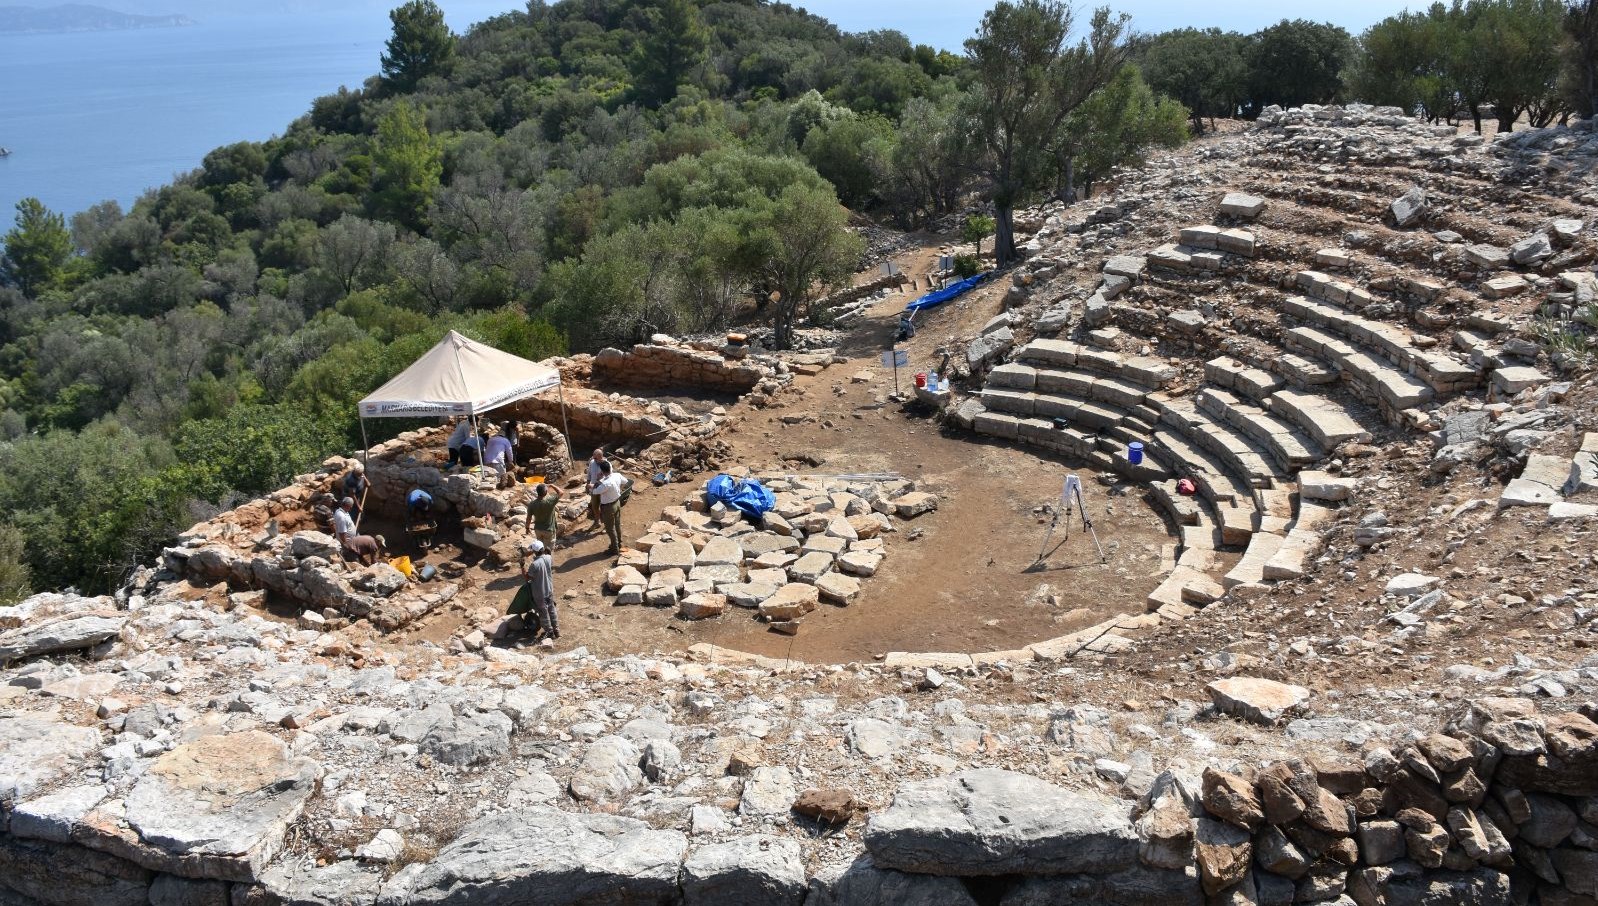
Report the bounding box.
[964,2,1130,266]
[199,141,268,189]
[1348,5,1459,121]
[1563,0,1598,117]
[801,114,896,208]
[0,523,30,606]
[963,214,996,258]
[631,0,709,105]
[174,405,346,502]
[0,422,185,594]
[381,0,456,92]
[887,91,974,225]
[746,183,864,349]
[1469,0,1568,130]
[1055,65,1189,200]
[370,100,443,230]
[1136,28,1247,131]
[2,198,73,296]
[1245,20,1354,111]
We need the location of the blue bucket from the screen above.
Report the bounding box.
[1128,442,1145,465]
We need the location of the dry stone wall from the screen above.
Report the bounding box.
[500,385,677,448]
[592,342,768,394]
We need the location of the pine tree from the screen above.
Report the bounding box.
[381,0,456,92]
[370,100,443,231]
[2,198,73,297]
[632,0,709,105]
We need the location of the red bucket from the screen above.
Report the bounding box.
[914,372,927,388]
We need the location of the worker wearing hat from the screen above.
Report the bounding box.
[509,538,558,648]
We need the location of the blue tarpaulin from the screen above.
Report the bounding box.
[705,474,776,520]
[904,271,992,312]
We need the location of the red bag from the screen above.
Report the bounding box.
[1176,478,1197,496]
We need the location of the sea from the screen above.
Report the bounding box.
[0,2,521,224]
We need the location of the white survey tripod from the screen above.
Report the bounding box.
[1036,474,1106,563]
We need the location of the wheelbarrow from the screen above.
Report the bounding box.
[406,519,438,550]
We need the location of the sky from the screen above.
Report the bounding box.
[795,0,1417,50]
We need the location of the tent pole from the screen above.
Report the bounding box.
[556,381,573,466]
[356,416,370,532]
[470,413,480,471]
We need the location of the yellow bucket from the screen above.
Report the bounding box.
[524,475,546,484]
[389,556,414,578]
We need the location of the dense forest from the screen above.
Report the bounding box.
[0,0,1594,600]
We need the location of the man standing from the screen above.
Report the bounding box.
[595,461,627,555]
[585,448,608,528]
[332,497,358,548]
[518,539,558,648]
[524,483,562,551]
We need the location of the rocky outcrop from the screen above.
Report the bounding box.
[381,807,687,905]
[3,585,1597,906]
[0,610,125,662]
[865,769,1143,876]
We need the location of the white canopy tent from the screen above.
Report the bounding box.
[356,329,571,476]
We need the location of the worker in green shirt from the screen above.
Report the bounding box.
[524,483,562,551]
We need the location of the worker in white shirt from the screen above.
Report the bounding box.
[331,497,357,545]
[584,448,607,529]
[483,428,515,488]
[331,497,383,564]
[595,460,628,554]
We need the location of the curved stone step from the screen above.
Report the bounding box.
[1205,357,1284,402]
[979,389,1126,431]
[1275,351,1340,387]
[972,405,1169,484]
[1149,479,1202,527]
[1253,487,1296,536]
[1179,224,1258,257]
[1013,340,1176,390]
[1261,502,1336,580]
[1197,387,1325,471]
[1285,325,1434,410]
[1148,565,1226,616]
[1144,429,1257,546]
[1142,425,1249,508]
[1223,531,1287,589]
[1152,396,1287,489]
[1265,388,1373,449]
[1281,294,1480,393]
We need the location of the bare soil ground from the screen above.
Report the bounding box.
[367,244,1176,665]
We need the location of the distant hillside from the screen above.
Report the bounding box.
[0,3,193,33]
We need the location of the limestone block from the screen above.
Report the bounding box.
[1219,192,1265,219]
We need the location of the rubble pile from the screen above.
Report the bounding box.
[604,474,939,632]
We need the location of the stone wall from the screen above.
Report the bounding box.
[3,656,1594,906]
[592,343,768,394]
[500,385,676,450]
